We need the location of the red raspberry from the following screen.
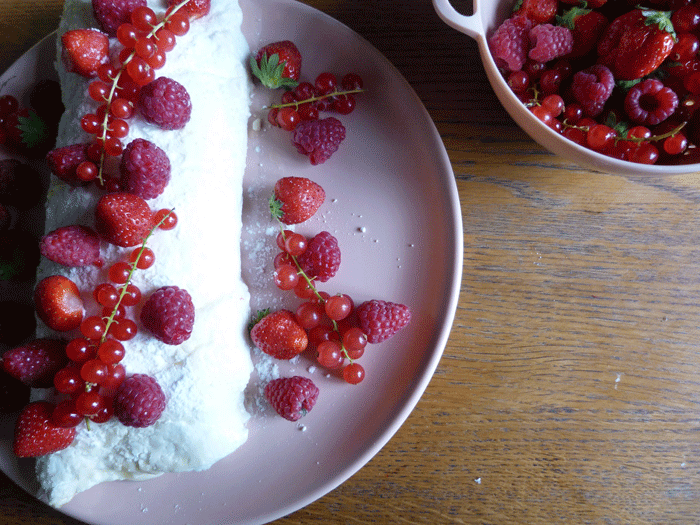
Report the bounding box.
[46,143,91,186]
[40,225,102,267]
[528,24,573,63]
[488,15,534,72]
[291,117,346,165]
[264,376,319,421]
[92,0,147,36]
[624,79,679,126]
[2,339,68,388]
[138,77,192,130]
[113,374,166,427]
[356,299,411,344]
[140,286,195,345]
[296,231,340,282]
[119,138,171,199]
[571,64,615,117]
[0,369,30,412]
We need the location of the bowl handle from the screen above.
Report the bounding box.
[431,0,483,39]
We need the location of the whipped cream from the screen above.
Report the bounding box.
[34,0,253,507]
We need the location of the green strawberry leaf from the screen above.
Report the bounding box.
[16,109,49,149]
[248,309,270,333]
[269,194,284,221]
[249,52,298,90]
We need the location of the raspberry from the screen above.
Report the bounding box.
[624,79,679,126]
[296,231,340,282]
[119,138,171,199]
[291,117,346,165]
[264,376,319,421]
[138,77,192,130]
[356,299,411,344]
[40,225,102,267]
[92,0,147,36]
[488,15,533,72]
[2,339,68,388]
[140,286,195,345]
[528,24,573,63]
[113,374,166,427]
[46,143,91,186]
[571,64,615,117]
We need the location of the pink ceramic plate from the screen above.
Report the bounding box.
[0,1,462,523]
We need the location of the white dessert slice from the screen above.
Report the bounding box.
[34,0,253,507]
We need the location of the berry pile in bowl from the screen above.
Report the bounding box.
[433,0,700,176]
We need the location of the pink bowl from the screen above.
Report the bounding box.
[432,0,700,177]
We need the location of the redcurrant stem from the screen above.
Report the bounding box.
[265,88,364,110]
[275,222,354,364]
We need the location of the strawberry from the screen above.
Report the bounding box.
[13,401,76,457]
[2,339,68,388]
[2,107,52,154]
[249,309,308,360]
[271,176,325,225]
[513,0,558,24]
[356,299,411,344]
[597,8,676,81]
[61,28,110,78]
[34,275,84,332]
[250,40,302,89]
[167,0,210,20]
[557,7,609,59]
[95,192,154,247]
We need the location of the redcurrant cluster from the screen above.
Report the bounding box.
[523,88,689,165]
[267,71,364,131]
[273,227,367,385]
[49,211,176,428]
[77,0,192,186]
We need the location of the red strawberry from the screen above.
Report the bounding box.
[61,28,110,78]
[597,8,676,81]
[95,192,154,247]
[557,7,609,59]
[513,0,558,24]
[2,339,68,388]
[13,401,76,457]
[561,0,606,6]
[40,225,103,267]
[296,231,340,282]
[249,309,308,360]
[264,376,319,421]
[34,275,84,332]
[167,0,210,20]
[356,299,411,344]
[251,40,302,89]
[271,176,325,225]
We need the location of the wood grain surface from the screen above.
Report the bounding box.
[2,0,700,524]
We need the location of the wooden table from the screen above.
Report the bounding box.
[2,0,700,523]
